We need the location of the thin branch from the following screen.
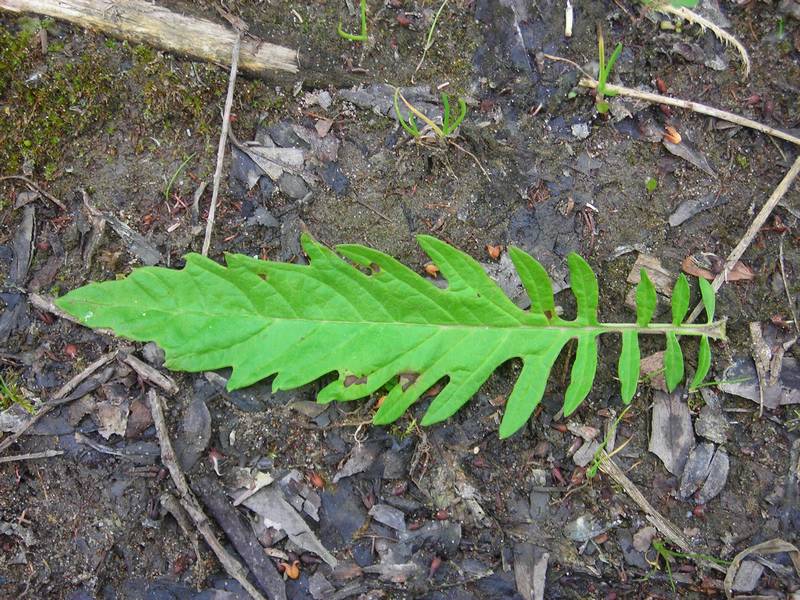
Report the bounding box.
[0,0,298,75]
[0,449,64,464]
[687,155,800,322]
[0,175,67,210]
[0,350,117,455]
[202,33,241,257]
[122,353,179,395]
[147,390,268,600]
[579,78,800,147]
[598,451,726,574]
[448,140,491,181]
[542,53,592,78]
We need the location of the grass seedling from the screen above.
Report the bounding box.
[414,0,449,78]
[393,88,466,141]
[648,539,729,592]
[0,371,34,414]
[338,0,368,42]
[394,88,487,178]
[441,92,467,136]
[587,406,632,479]
[164,152,195,203]
[596,25,622,114]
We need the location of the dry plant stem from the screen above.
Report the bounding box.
[123,353,179,395]
[0,449,64,464]
[0,0,298,75]
[160,492,203,565]
[723,538,800,598]
[656,5,750,78]
[579,78,800,147]
[687,155,800,323]
[448,140,491,180]
[779,235,799,334]
[202,33,241,257]
[598,452,726,574]
[147,390,268,600]
[0,175,67,210]
[542,53,591,78]
[0,350,117,455]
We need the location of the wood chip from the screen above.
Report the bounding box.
[648,390,695,476]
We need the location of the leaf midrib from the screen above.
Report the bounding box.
[76,298,614,334]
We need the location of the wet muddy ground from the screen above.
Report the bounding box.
[1,0,799,598]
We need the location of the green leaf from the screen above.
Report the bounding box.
[664,332,684,392]
[563,335,598,416]
[55,235,725,438]
[698,278,715,323]
[567,253,599,325]
[508,247,557,320]
[618,330,640,404]
[691,336,711,390]
[636,269,657,327]
[671,274,690,325]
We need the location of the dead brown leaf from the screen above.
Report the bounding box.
[681,253,754,281]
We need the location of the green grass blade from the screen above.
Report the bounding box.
[337,0,368,41]
[618,330,640,404]
[164,153,196,203]
[664,332,684,391]
[601,43,623,97]
[563,334,598,416]
[567,253,599,325]
[508,246,557,320]
[698,278,715,323]
[636,269,657,326]
[690,336,711,390]
[393,88,421,137]
[449,97,467,134]
[671,274,690,325]
[441,93,451,132]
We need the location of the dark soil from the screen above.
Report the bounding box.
[1,0,799,598]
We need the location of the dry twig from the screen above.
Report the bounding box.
[0,175,67,210]
[687,155,800,322]
[578,79,800,147]
[122,353,179,395]
[202,33,241,257]
[598,451,726,574]
[0,0,298,75]
[0,351,117,454]
[147,390,269,600]
[0,449,64,464]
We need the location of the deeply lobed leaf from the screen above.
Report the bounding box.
[56,235,724,437]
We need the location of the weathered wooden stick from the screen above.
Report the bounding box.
[0,0,299,76]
